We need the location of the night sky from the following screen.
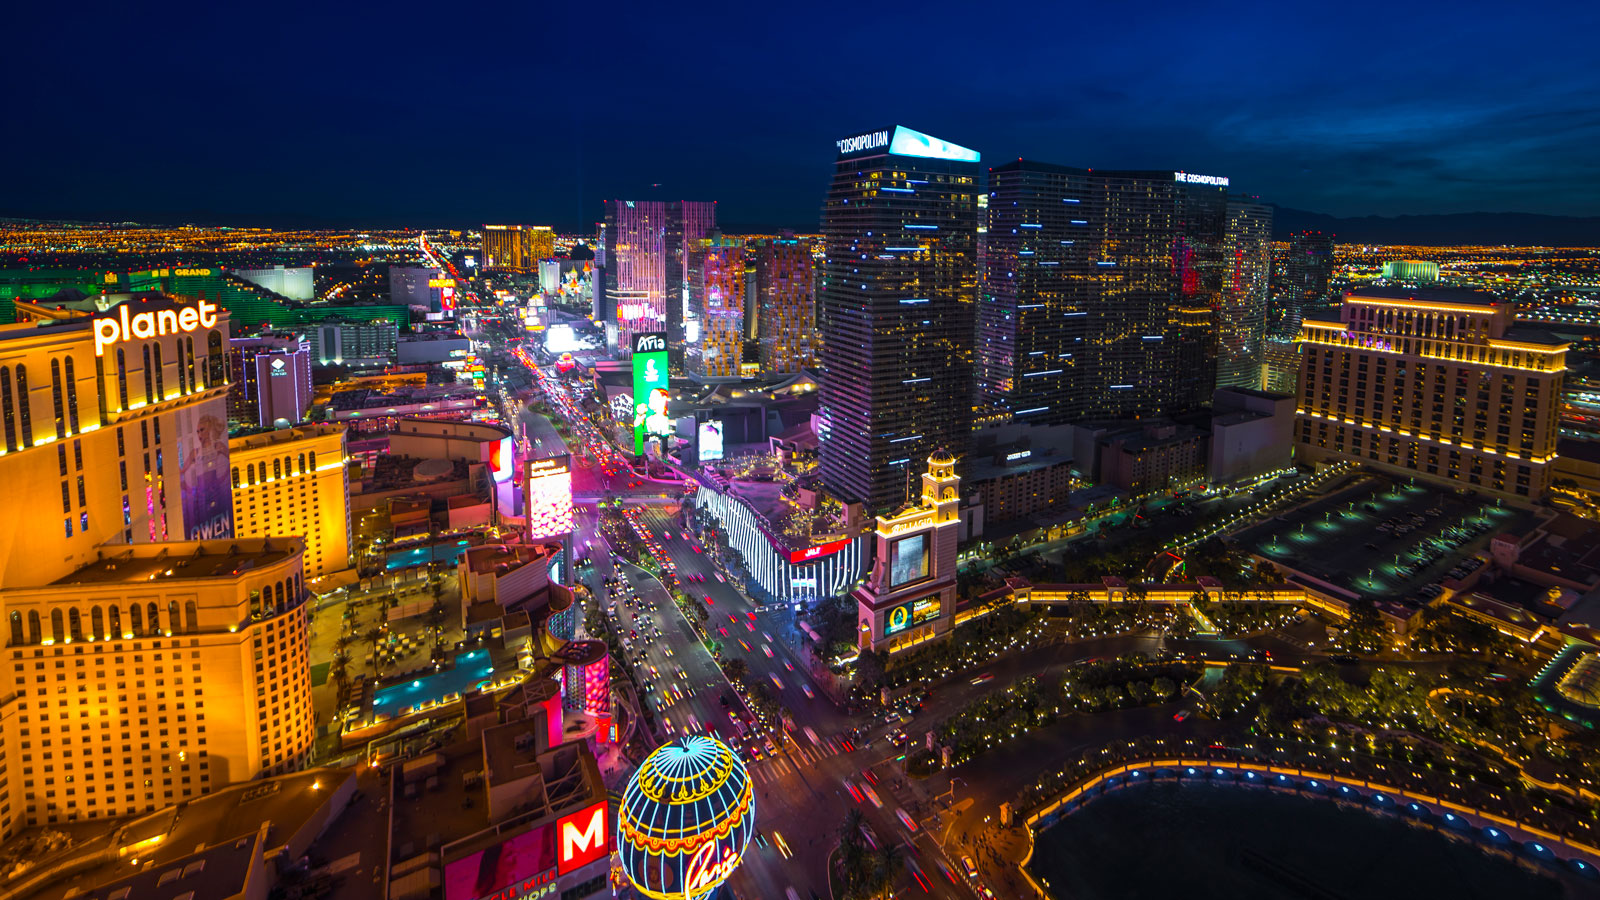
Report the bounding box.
[9,1,1599,230]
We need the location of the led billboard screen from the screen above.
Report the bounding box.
[698,419,724,461]
[443,823,556,900]
[884,595,941,635]
[889,533,928,588]
[631,332,669,455]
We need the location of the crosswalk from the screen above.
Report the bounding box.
[748,740,844,785]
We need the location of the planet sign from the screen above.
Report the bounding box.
[619,735,755,899]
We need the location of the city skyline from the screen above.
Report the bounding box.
[6,3,1600,231]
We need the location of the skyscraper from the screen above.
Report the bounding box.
[667,201,717,345]
[0,295,316,837]
[1215,196,1273,390]
[481,225,554,273]
[685,238,745,380]
[602,200,715,355]
[1282,230,1335,332]
[752,239,817,374]
[819,126,980,512]
[981,162,1231,424]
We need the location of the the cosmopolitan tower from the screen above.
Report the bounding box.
[819,126,980,512]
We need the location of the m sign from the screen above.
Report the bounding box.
[556,802,608,874]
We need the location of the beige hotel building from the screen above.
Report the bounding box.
[0,295,316,838]
[1295,287,1567,499]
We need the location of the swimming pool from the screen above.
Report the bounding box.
[385,539,471,571]
[371,649,497,716]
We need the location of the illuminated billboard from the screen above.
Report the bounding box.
[557,801,610,876]
[889,533,928,587]
[526,455,575,541]
[697,420,724,462]
[443,823,556,900]
[631,332,669,455]
[789,538,850,565]
[884,595,941,635]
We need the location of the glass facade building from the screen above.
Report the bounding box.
[819,126,980,512]
[981,162,1235,424]
[752,240,817,374]
[603,201,715,357]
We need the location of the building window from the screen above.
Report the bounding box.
[17,364,32,447]
[50,358,65,439]
[141,346,154,405]
[64,356,79,434]
[0,366,14,452]
[151,343,165,399]
[207,331,224,386]
[116,349,129,410]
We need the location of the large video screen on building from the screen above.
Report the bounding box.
[526,455,575,541]
[889,533,928,587]
[698,419,724,461]
[631,332,669,455]
[884,595,941,635]
[443,823,556,900]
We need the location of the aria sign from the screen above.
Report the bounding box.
[94,300,219,357]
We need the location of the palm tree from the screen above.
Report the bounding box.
[363,626,385,675]
[868,844,903,899]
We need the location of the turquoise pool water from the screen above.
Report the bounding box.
[385,538,470,571]
[371,649,496,714]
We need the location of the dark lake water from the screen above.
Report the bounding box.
[1029,781,1575,900]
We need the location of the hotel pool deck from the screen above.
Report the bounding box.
[371,649,496,718]
[384,538,471,571]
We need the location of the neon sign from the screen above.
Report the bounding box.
[94,300,219,357]
[556,802,608,875]
[1174,171,1230,186]
[684,841,741,895]
[1005,450,1031,462]
[836,130,890,154]
[790,538,850,564]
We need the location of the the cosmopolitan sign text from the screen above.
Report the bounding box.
[1173,171,1230,186]
[95,300,219,357]
[836,130,890,154]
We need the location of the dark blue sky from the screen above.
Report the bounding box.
[9,0,1599,230]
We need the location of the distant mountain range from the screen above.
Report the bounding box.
[1271,207,1600,247]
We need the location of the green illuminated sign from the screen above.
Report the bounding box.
[631,332,669,454]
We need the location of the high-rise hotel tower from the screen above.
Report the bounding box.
[1296,287,1566,499]
[981,163,1241,424]
[0,295,315,837]
[819,126,981,512]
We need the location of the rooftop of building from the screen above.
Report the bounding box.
[326,382,477,411]
[2,767,353,900]
[462,542,560,576]
[228,422,345,451]
[382,715,603,870]
[1344,285,1506,307]
[1516,513,1600,589]
[51,538,303,586]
